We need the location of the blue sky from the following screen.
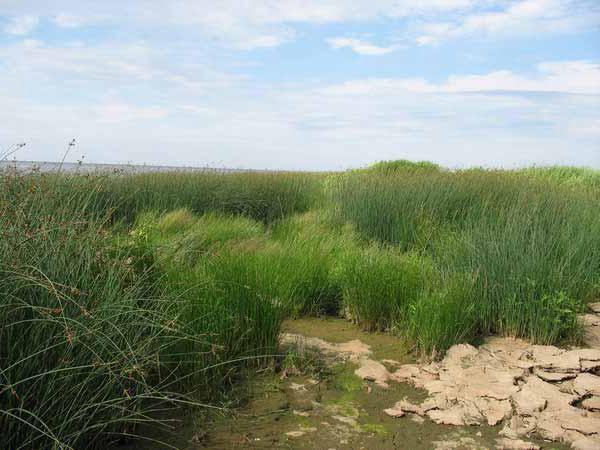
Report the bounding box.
[0,0,599,170]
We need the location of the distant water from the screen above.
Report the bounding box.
[0,160,251,174]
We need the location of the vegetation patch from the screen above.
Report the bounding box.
[1,161,598,448]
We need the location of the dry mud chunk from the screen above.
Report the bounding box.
[473,397,512,426]
[392,337,600,448]
[580,314,600,348]
[585,326,600,349]
[335,340,372,358]
[383,404,405,418]
[426,403,484,426]
[571,348,600,362]
[435,364,520,401]
[397,398,424,415]
[390,364,421,381]
[530,346,581,373]
[495,438,540,450]
[354,359,391,388]
[499,415,536,440]
[573,373,600,397]
[581,396,600,411]
[384,398,425,418]
[537,407,600,441]
[571,436,600,450]
[581,314,600,327]
[421,395,453,412]
[391,364,437,389]
[522,375,576,411]
[444,343,480,361]
[280,333,372,361]
[534,368,577,382]
[512,384,548,416]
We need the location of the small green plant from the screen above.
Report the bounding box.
[278,346,326,379]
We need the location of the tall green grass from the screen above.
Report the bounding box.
[0,169,322,448]
[336,247,431,331]
[329,166,600,352]
[93,171,323,224]
[0,171,199,449]
[3,161,599,448]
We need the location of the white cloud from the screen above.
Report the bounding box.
[327,37,401,55]
[2,1,598,49]
[2,58,598,170]
[1,1,478,49]
[53,13,87,28]
[0,2,597,169]
[235,30,296,50]
[4,15,39,35]
[416,0,600,45]
[0,40,237,92]
[320,61,600,95]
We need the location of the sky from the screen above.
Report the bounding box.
[0,0,599,170]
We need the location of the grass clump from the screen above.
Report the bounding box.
[0,172,198,449]
[366,159,442,175]
[329,164,600,352]
[406,274,478,356]
[96,171,323,224]
[336,247,431,332]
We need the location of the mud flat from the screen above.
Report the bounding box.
[372,304,600,450]
[198,318,569,450]
[118,308,599,449]
[276,307,600,449]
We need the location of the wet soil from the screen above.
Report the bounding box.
[120,317,573,450]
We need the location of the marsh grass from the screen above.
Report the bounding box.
[0,171,202,449]
[0,169,322,448]
[329,166,600,352]
[93,171,323,224]
[336,247,431,331]
[2,161,599,448]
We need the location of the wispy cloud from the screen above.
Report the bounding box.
[327,37,401,55]
[320,61,600,95]
[2,1,598,49]
[415,0,600,45]
[0,1,597,169]
[0,40,238,92]
[4,15,39,35]
[52,13,88,28]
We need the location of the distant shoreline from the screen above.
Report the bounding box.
[0,160,259,174]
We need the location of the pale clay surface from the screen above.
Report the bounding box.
[281,302,600,449]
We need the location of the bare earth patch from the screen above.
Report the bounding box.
[282,304,600,449]
[385,303,600,450]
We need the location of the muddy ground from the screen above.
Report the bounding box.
[119,305,600,450]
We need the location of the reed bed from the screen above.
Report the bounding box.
[2,162,599,447]
[328,164,600,353]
